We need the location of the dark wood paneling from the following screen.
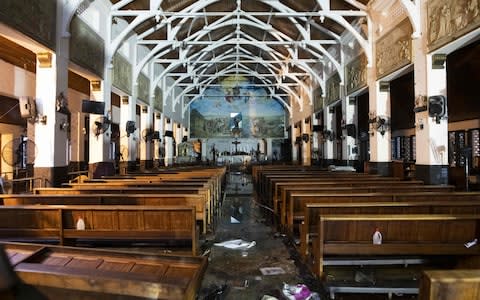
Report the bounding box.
[390,71,415,130]
[0,35,36,73]
[68,71,90,95]
[447,39,480,122]
[0,95,26,126]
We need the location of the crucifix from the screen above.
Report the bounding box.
[232,139,241,154]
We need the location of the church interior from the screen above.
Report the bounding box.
[0,0,480,299]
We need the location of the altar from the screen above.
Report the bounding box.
[217,154,251,165]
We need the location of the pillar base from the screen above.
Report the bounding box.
[89,162,115,179]
[365,161,392,177]
[140,160,154,171]
[34,166,69,187]
[415,164,449,185]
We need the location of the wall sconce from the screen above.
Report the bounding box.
[417,118,424,130]
[59,119,70,131]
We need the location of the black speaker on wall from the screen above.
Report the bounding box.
[428,95,446,123]
[312,125,324,132]
[164,130,173,137]
[346,124,356,138]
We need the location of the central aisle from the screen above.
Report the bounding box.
[198,171,309,299]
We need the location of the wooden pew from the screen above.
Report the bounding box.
[314,214,480,299]
[274,181,455,213]
[2,241,207,300]
[67,180,218,217]
[265,177,413,206]
[0,205,198,255]
[275,183,454,219]
[0,193,209,234]
[419,269,480,300]
[284,191,480,232]
[261,173,389,200]
[300,200,480,259]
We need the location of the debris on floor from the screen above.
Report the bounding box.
[213,239,256,250]
[259,267,286,276]
[282,283,321,300]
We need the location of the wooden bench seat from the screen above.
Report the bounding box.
[300,200,480,259]
[0,205,198,255]
[419,269,480,300]
[2,241,207,299]
[314,214,480,299]
[0,193,209,234]
[284,191,480,232]
[275,184,454,221]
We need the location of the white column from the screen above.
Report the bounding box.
[324,108,334,161]
[291,124,298,163]
[153,112,162,164]
[344,97,357,162]
[35,51,69,168]
[265,138,273,161]
[120,96,136,168]
[139,105,153,168]
[201,138,208,161]
[88,80,112,165]
[369,81,391,163]
[164,119,174,166]
[302,119,311,166]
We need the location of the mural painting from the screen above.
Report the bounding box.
[190,76,286,138]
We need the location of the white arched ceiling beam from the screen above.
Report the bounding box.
[160,43,307,106]
[108,0,219,63]
[61,0,83,37]
[400,0,421,38]
[169,54,301,110]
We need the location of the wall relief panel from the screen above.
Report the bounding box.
[346,54,368,95]
[376,18,412,79]
[0,0,56,50]
[313,87,323,112]
[154,87,163,112]
[325,73,341,106]
[137,73,150,102]
[112,53,132,95]
[428,0,480,51]
[70,16,104,78]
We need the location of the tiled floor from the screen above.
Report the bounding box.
[198,171,418,300]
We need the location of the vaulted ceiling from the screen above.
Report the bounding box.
[107,0,371,113]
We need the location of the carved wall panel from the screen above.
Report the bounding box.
[137,73,149,102]
[376,18,412,79]
[70,16,104,78]
[346,54,368,95]
[112,53,132,95]
[154,86,163,112]
[325,72,341,106]
[427,0,480,51]
[0,0,56,50]
[313,87,323,112]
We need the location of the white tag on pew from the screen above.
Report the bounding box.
[372,228,382,245]
[76,218,85,230]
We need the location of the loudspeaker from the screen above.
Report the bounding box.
[312,125,324,132]
[432,53,447,69]
[164,130,173,137]
[379,81,390,92]
[428,95,446,122]
[348,97,356,105]
[19,96,36,118]
[346,124,356,138]
[302,133,309,143]
[328,107,335,113]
